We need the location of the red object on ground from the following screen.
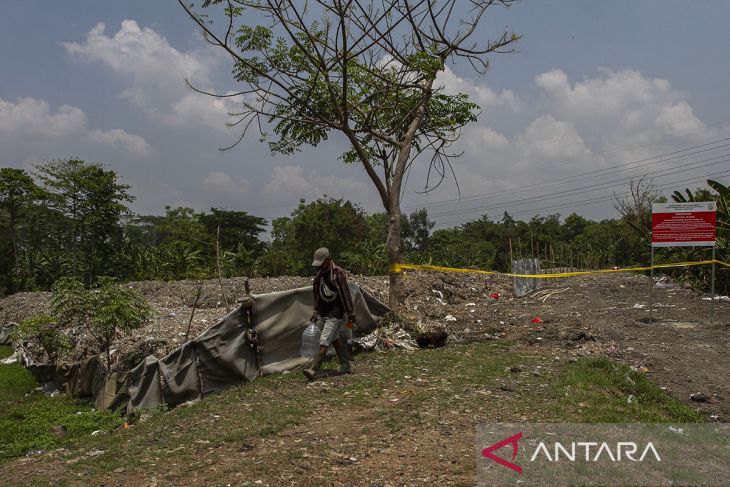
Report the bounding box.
[490,292,501,300]
[531,317,543,324]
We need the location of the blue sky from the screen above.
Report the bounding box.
[2,1,729,229]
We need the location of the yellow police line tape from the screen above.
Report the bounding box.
[390,259,730,279]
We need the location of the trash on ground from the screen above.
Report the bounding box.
[690,392,709,403]
[354,324,418,351]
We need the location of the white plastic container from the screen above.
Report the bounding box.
[300,322,321,358]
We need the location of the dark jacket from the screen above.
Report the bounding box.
[313,263,356,322]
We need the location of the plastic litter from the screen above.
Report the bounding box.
[690,392,708,403]
[0,352,18,365]
[354,324,418,351]
[300,321,321,358]
[531,317,544,324]
[489,292,500,300]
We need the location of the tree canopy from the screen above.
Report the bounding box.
[179,0,520,307]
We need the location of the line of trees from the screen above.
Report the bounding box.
[0,159,267,294]
[0,160,727,296]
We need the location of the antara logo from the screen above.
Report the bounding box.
[482,432,662,474]
[482,432,523,474]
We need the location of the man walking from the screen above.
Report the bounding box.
[303,247,356,381]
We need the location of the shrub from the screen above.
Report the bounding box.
[11,315,70,364]
[50,277,154,371]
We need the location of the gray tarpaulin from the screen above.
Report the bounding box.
[92,284,388,413]
[512,258,541,297]
[0,322,15,345]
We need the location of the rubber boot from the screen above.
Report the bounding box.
[334,340,351,375]
[303,349,326,381]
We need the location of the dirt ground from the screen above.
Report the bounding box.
[393,269,730,421]
[1,269,729,486]
[1,269,728,419]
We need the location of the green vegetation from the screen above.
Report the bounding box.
[11,277,152,368]
[0,395,122,461]
[51,276,153,368]
[555,357,702,423]
[180,0,521,306]
[0,346,37,403]
[11,316,70,364]
[0,341,703,484]
[0,159,726,294]
[0,344,122,461]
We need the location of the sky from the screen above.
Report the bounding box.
[1,1,729,231]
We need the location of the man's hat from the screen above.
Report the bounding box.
[312,247,330,266]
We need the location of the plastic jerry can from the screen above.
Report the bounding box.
[300,321,321,358]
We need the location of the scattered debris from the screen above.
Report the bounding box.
[0,352,18,365]
[690,392,709,403]
[531,317,544,324]
[354,325,418,351]
[415,328,448,349]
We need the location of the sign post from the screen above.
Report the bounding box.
[651,202,717,322]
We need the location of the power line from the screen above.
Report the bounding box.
[431,169,730,228]
[427,153,730,218]
[403,137,730,211]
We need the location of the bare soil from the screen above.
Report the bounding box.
[1,270,728,418]
[0,270,728,486]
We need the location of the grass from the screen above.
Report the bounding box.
[554,357,703,422]
[0,345,13,359]
[0,341,706,485]
[0,345,123,461]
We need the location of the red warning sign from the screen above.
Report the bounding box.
[652,202,716,247]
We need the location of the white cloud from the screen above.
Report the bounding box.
[165,92,239,131]
[0,96,150,158]
[0,97,85,137]
[64,20,237,131]
[438,66,522,111]
[517,115,591,160]
[202,171,250,194]
[466,126,510,150]
[534,68,705,144]
[262,165,374,209]
[655,101,704,135]
[87,128,151,157]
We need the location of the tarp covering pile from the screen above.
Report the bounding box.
[0,322,15,345]
[93,284,389,413]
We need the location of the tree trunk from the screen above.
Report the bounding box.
[386,203,402,310]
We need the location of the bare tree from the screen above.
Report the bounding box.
[178,0,520,307]
[613,176,661,239]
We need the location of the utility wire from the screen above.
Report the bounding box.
[403,137,730,210]
[428,153,730,218]
[431,169,730,228]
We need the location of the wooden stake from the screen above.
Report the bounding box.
[216,224,231,312]
[185,282,203,342]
